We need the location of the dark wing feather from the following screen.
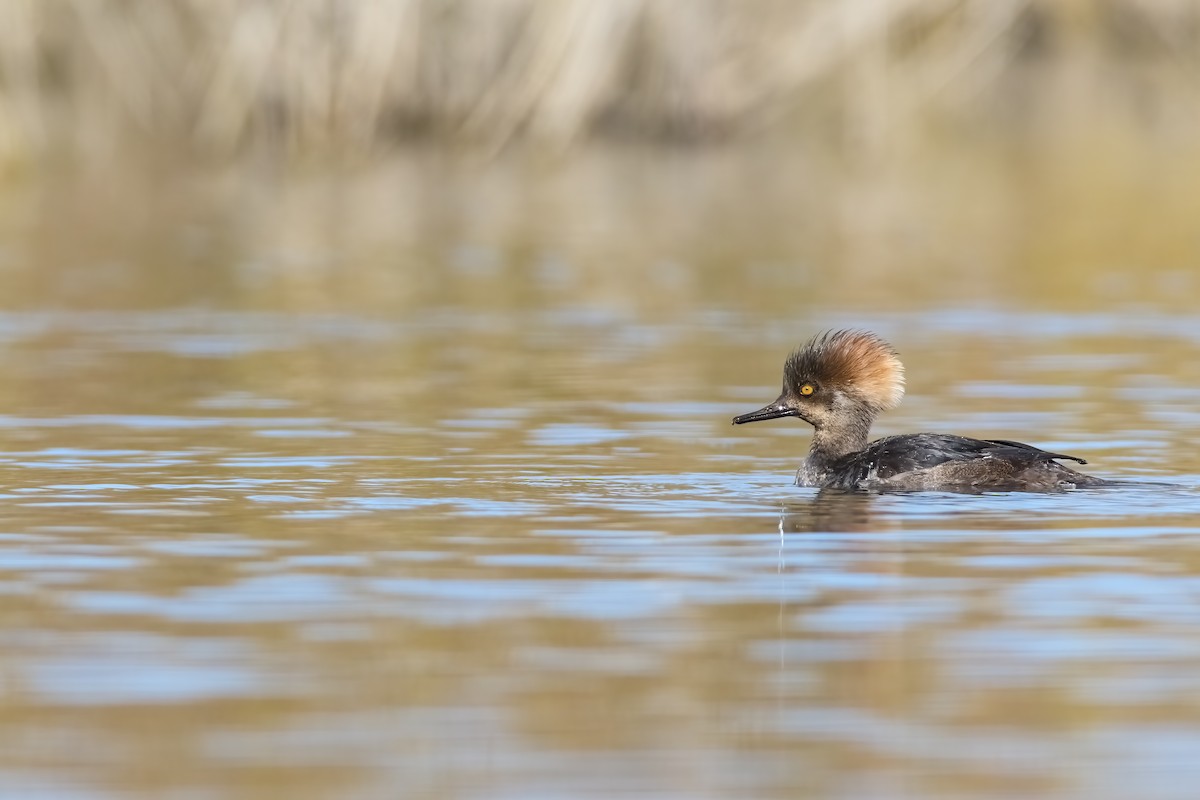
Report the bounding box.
[826,433,1088,488]
[982,438,1087,464]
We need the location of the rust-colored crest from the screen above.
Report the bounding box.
[784,330,905,411]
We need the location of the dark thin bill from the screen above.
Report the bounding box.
[732,400,794,425]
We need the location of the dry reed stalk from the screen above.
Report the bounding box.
[0,0,1182,161]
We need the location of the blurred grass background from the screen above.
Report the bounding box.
[0,0,1195,159]
[0,0,1195,312]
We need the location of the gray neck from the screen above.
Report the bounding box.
[807,418,870,461]
[797,406,874,486]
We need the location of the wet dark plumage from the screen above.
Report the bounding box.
[817,433,1099,492]
[732,329,1105,492]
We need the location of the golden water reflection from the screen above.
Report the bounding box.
[0,144,1196,798]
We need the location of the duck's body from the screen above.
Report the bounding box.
[733,330,1105,493]
[798,432,1102,491]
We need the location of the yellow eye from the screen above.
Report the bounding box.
[800,384,815,396]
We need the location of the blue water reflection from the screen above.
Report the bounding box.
[0,304,1196,799]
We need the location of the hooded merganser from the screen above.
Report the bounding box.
[732,330,1105,492]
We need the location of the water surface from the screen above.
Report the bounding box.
[0,153,1199,799]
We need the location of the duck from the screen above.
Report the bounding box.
[732,330,1105,491]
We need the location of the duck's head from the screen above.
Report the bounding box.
[732,329,905,430]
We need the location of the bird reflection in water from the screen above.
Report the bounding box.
[779,489,888,534]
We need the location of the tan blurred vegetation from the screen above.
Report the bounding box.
[0,0,1196,160]
[0,0,1194,315]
